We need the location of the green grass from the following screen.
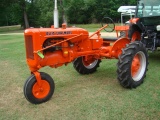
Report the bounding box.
[68,24,101,32]
[0,25,23,33]
[0,23,119,33]
[0,33,160,120]
[69,23,119,32]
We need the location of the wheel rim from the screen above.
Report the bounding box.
[131,51,146,81]
[32,80,50,99]
[131,31,141,41]
[82,57,98,69]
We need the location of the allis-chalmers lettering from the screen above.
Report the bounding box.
[46,31,72,35]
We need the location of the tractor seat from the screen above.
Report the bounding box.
[102,37,117,42]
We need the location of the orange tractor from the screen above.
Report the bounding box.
[24,17,148,104]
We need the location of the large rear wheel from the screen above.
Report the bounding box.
[117,41,148,88]
[73,56,101,74]
[24,72,55,104]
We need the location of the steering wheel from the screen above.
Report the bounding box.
[101,17,115,32]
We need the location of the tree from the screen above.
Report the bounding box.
[0,0,137,27]
[19,0,30,28]
[0,0,19,26]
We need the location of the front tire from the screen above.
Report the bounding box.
[24,72,55,104]
[73,56,101,74]
[117,41,148,88]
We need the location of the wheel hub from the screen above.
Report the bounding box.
[82,56,98,69]
[131,55,141,77]
[131,51,146,82]
[32,80,50,99]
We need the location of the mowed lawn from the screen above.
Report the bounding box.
[0,33,160,120]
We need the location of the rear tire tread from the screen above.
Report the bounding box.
[117,41,148,88]
[73,57,101,74]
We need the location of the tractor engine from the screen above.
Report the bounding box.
[24,25,90,72]
[141,25,160,51]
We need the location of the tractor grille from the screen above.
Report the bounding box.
[25,35,34,59]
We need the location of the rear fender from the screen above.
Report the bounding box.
[129,18,140,25]
[129,18,142,32]
[111,38,130,58]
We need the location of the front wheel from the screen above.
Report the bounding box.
[24,72,55,104]
[73,56,101,74]
[117,41,148,88]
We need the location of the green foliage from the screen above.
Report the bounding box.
[64,0,136,24]
[28,0,53,27]
[66,0,88,24]
[0,0,137,26]
[0,3,21,26]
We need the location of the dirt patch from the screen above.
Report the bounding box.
[0,33,23,35]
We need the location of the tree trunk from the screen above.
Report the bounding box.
[60,0,67,24]
[24,10,29,28]
[20,0,29,28]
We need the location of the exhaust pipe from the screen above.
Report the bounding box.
[54,0,59,28]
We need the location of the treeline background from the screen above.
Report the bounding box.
[0,0,136,28]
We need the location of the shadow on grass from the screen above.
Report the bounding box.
[148,51,160,62]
